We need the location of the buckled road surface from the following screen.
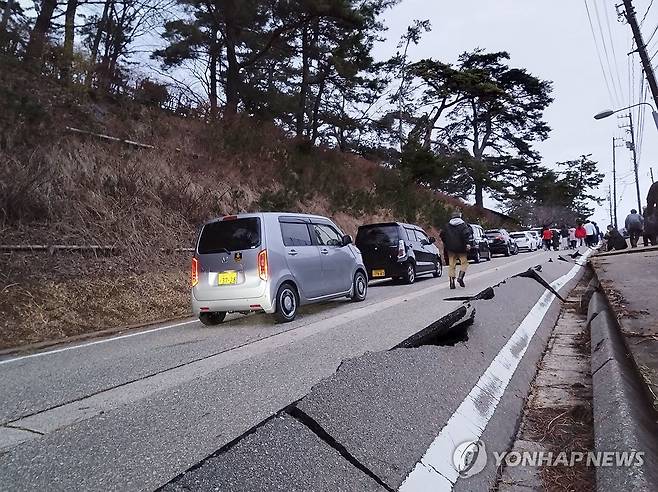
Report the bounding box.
[0,249,589,491]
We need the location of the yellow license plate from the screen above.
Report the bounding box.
[218,271,238,285]
[372,269,385,278]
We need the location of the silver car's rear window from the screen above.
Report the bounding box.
[198,218,261,254]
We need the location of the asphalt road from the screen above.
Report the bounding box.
[0,249,586,491]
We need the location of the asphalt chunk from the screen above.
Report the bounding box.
[163,414,386,492]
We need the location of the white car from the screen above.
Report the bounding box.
[510,231,537,252]
[528,231,540,249]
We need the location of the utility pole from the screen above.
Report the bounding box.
[620,113,643,212]
[651,166,655,182]
[612,137,623,228]
[620,0,658,110]
[608,185,614,226]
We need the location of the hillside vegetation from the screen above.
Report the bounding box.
[0,61,501,349]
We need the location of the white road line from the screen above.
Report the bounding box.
[0,320,198,366]
[398,251,591,491]
[0,253,544,366]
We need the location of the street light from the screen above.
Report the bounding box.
[594,102,658,131]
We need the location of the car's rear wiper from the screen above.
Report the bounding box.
[212,248,231,255]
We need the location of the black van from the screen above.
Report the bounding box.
[355,222,442,284]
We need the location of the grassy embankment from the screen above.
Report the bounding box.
[0,61,501,349]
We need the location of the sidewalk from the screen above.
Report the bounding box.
[591,245,658,410]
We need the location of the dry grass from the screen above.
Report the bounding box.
[0,252,190,350]
[523,404,595,492]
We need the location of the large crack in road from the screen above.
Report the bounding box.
[162,257,589,491]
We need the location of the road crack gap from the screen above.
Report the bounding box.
[286,406,394,492]
[394,304,474,348]
[3,424,44,436]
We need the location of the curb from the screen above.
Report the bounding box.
[585,273,658,491]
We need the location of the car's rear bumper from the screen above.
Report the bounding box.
[489,243,508,253]
[192,291,275,315]
[363,261,406,279]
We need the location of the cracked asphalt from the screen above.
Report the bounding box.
[0,249,588,491]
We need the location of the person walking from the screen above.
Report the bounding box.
[624,209,644,248]
[551,229,560,251]
[642,208,652,246]
[645,182,658,245]
[541,226,553,251]
[593,221,601,241]
[604,225,628,251]
[584,219,597,247]
[575,222,587,247]
[568,226,577,249]
[440,210,473,289]
[644,206,657,246]
[560,225,569,250]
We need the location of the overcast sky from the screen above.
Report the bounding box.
[374,0,658,226]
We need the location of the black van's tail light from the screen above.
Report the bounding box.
[258,249,268,280]
[191,258,199,287]
[397,239,405,259]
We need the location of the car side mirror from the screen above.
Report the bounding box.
[341,234,353,246]
[429,236,436,244]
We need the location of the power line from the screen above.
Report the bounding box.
[592,0,623,104]
[602,0,627,102]
[629,37,635,109]
[641,0,655,25]
[650,48,658,62]
[636,77,646,163]
[645,22,658,45]
[585,0,618,105]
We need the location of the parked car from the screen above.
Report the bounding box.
[468,224,492,263]
[528,230,540,249]
[485,228,519,256]
[355,222,442,284]
[191,213,368,325]
[510,231,537,252]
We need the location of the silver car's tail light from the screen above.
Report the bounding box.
[258,249,268,280]
[191,258,199,287]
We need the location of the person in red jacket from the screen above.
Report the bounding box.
[541,226,553,251]
[574,222,587,247]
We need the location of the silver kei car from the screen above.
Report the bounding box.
[191,212,368,324]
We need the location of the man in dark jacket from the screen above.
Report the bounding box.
[440,210,473,289]
[624,209,644,247]
[644,207,657,246]
[605,225,628,251]
[645,182,658,245]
